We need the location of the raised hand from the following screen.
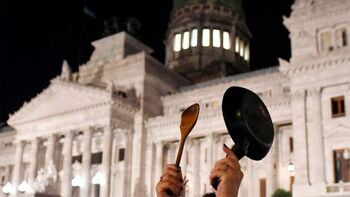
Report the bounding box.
[156,164,187,197]
[209,144,243,197]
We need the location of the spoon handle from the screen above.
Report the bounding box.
[175,137,185,167]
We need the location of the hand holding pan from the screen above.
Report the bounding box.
[211,86,274,190]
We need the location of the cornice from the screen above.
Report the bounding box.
[265,99,291,109]
[285,4,350,29]
[8,79,111,122]
[8,79,137,126]
[10,101,112,126]
[279,55,350,75]
[162,67,285,104]
[112,98,138,113]
[306,87,321,97]
[291,90,306,100]
[144,74,178,93]
[78,52,146,81]
[147,107,222,131]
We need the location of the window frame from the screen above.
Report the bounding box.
[335,26,348,48]
[191,28,198,47]
[223,31,231,50]
[173,33,182,52]
[202,28,211,47]
[331,96,346,118]
[212,29,221,48]
[118,148,126,162]
[317,25,349,53]
[333,148,350,183]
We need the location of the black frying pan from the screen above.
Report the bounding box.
[211,86,274,190]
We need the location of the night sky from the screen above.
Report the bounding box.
[0,0,294,123]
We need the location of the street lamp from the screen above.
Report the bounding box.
[288,162,295,172]
[343,149,349,160]
[71,175,83,187]
[2,182,14,194]
[92,172,104,185]
[18,180,31,193]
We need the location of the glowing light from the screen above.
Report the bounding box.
[202,29,210,47]
[343,149,350,159]
[288,162,295,172]
[18,181,31,193]
[244,44,250,61]
[235,37,240,53]
[182,31,190,49]
[191,29,198,47]
[2,182,14,194]
[92,172,104,185]
[240,40,244,57]
[223,31,231,49]
[213,29,221,48]
[174,33,182,52]
[71,175,83,187]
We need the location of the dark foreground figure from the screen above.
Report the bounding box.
[156,144,243,197]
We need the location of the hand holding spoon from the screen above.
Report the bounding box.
[166,103,200,196]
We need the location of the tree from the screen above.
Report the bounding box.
[272,189,292,197]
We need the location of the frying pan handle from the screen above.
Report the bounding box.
[231,138,249,159]
[210,139,249,190]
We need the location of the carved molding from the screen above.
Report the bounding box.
[291,90,306,100]
[280,55,350,75]
[306,87,321,97]
[162,67,284,104]
[145,74,177,93]
[285,1,350,28]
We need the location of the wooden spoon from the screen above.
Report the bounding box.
[175,103,200,167]
[166,103,200,196]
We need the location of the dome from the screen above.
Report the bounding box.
[173,0,242,10]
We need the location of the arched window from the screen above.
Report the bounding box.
[320,31,333,52]
[239,40,245,57]
[244,44,250,61]
[235,37,240,53]
[182,31,190,49]
[174,33,182,52]
[223,31,231,50]
[202,29,210,47]
[212,29,221,48]
[191,29,198,47]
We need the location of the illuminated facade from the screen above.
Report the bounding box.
[1,0,350,197]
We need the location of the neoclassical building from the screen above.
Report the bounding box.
[1,0,350,197]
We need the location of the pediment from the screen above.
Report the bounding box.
[8,79,111,125]
[324,123,350,140]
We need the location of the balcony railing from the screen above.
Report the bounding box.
[327,182,350,194]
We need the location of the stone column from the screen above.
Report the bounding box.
[154,141,163,197]
[206,133,214,193]
[123,130,133,197]
[192,140,200,197]
[5,165,11,184]
[45,134,56,169]
[291,90,310,196]
[207,133,214,168]
[266,149,276,196]
[100,126,113,197]
[80,127,93,197]
[307,88,326,192]
[28,138,39,189]
[61,131,73,197]
[155,142,163,181]
[12,140,24,197]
